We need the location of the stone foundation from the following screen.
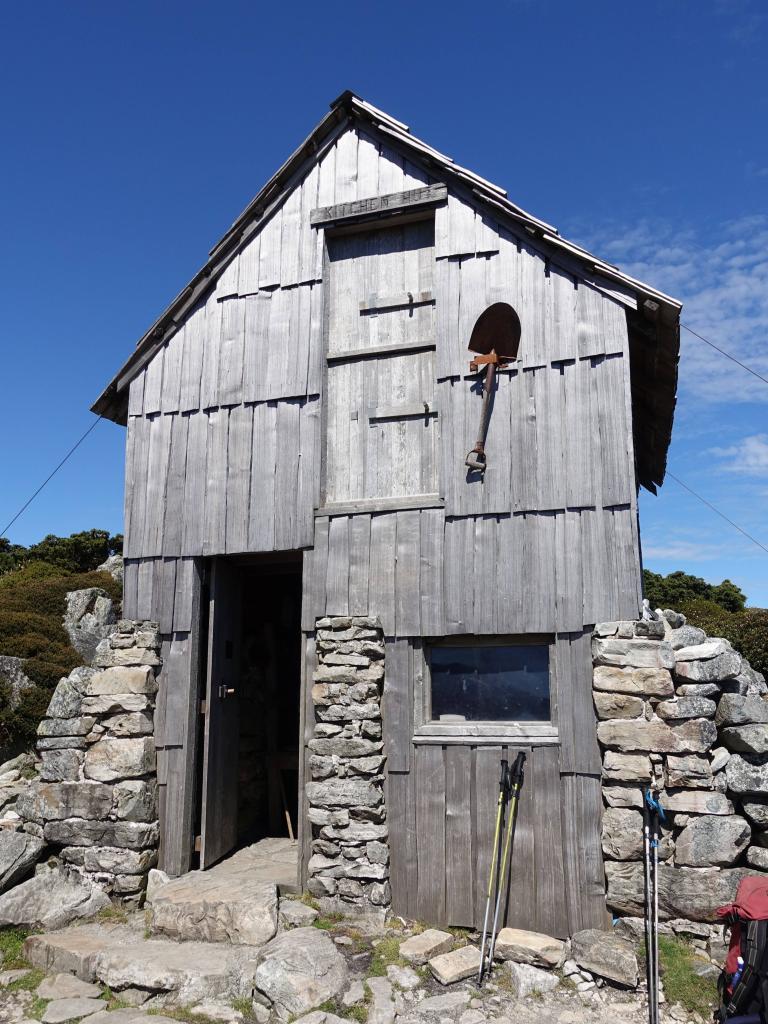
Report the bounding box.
[306,615,390,916]
[16,619,161,904]
[594,607,768,936]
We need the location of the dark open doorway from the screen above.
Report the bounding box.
[195,554,303,880]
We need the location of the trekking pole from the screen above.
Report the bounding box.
[478,759,509,986]
[487,751,526,971]
[646,789,665,1024]
[643,791,654,1024]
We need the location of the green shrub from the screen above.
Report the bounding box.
[0,560,122,750]
[644,570,746,613]
[678,600,768,678]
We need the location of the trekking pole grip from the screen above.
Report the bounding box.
[509,751,526,786]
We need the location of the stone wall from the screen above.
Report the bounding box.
[594,608,768,934]
[16,619,161,905]
[305,616,390,917]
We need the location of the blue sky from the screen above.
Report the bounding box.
[1,0,766,603]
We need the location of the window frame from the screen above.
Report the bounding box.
[413,634,559,745]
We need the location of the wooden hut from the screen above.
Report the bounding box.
[93,92,680,936]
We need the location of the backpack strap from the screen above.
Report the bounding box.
[726,920,768,1018]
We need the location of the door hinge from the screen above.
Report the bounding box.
[199,699,207,715]
[194,835,201,853]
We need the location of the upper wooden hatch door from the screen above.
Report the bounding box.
[200,557,242,868]
[325,219,437,504]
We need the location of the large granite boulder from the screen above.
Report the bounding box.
[721,726,768,755]
[655,697,717,721]
[571,928,638,987]
[675,651,742,684]
[0,831,45,892]
[64,588,116,664]
[253,927,347,1020]
[602,808,644,861]
[675,815,751,867]
[84,737,155,782]
[593,666,673,698]
[597,717,716,754]
[665,754,713,788]
[605,862,752,921]
[593,639,675,671]
[717,694,768,727]
[726,754,768,795]
[602,752,652,783]
[0,866,110,929]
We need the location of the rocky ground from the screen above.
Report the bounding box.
[0,898,715,1024]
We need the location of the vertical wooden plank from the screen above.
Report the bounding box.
[181,411,207,556]
[128,369,145,417]
[258,208,282,289]
[218,298,246,407]
[348,513,371,615]
[143,414,172,557]
[216,251,239,299]
[157,558,177,634]
[333,128,359,204]
[202,406,229,556]
[179,303,205,413]
[122,559,139,619]
[561,773,609,933]
[143,348,164,414]
[275,398,302,550]
[415,743,446,924]
[565,357,594,508]
[306,281,324,397]
[532,746,568,937]
[225,403,253,554]
[369,513,396,636]
[443,516,471,635]
[495,513,521,634]
[172,557,195,632]
[473,746,501,927]
[419,508,444,636]
[163,413,189,558]
[377,141,405,194]
[242,292,272,404]
[301,516,330,631]
[248,401,277,552]
[326,516,350,615]
[472,515,496,633]
[565,630,602,774]
[554,509,583,633]
[237,229,261,295]
[445,745,474,926]
[298,163,320,285]
[162,327,184,414]
[386,772,411,918]
[614,505,642,621]
[296,394,321,548]
[382,638,411,772]
[395,510,421,637]
[355,130,380,199]
[199,297,222,410]
[279,187,302,287]
[123,417,142,559]
[136,559,155,620]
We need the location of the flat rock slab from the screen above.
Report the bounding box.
[37,974,103,1000]
[493,927,565,968]
[25,923,259,1004]
[0,831,45,893]
[41,997,107,1023]
[279,900,318,929]
[149,846,278,944]
[429,945,481,985]
[399,929,453,965]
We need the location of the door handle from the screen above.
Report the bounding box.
[218,684,236,700]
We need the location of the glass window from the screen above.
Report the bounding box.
[428,643,550,723]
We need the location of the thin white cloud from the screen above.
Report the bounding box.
[711,434,768,475]
[643,541,723,561]
[578,214,768,406]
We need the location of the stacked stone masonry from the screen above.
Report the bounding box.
[16,620,161,904]
[306,616,391,915]
[594,608,768,929]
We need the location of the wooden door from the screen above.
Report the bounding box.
[325,220,437,504]
[200,557,241,868]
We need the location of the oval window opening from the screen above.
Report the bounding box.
[468,302,521,360]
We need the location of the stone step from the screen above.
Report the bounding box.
[147,844,281,945]
[24,921,261,1005]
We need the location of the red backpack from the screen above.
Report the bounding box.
[716,877,768,1021]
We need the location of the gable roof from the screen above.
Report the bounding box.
[93,90,680,493]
